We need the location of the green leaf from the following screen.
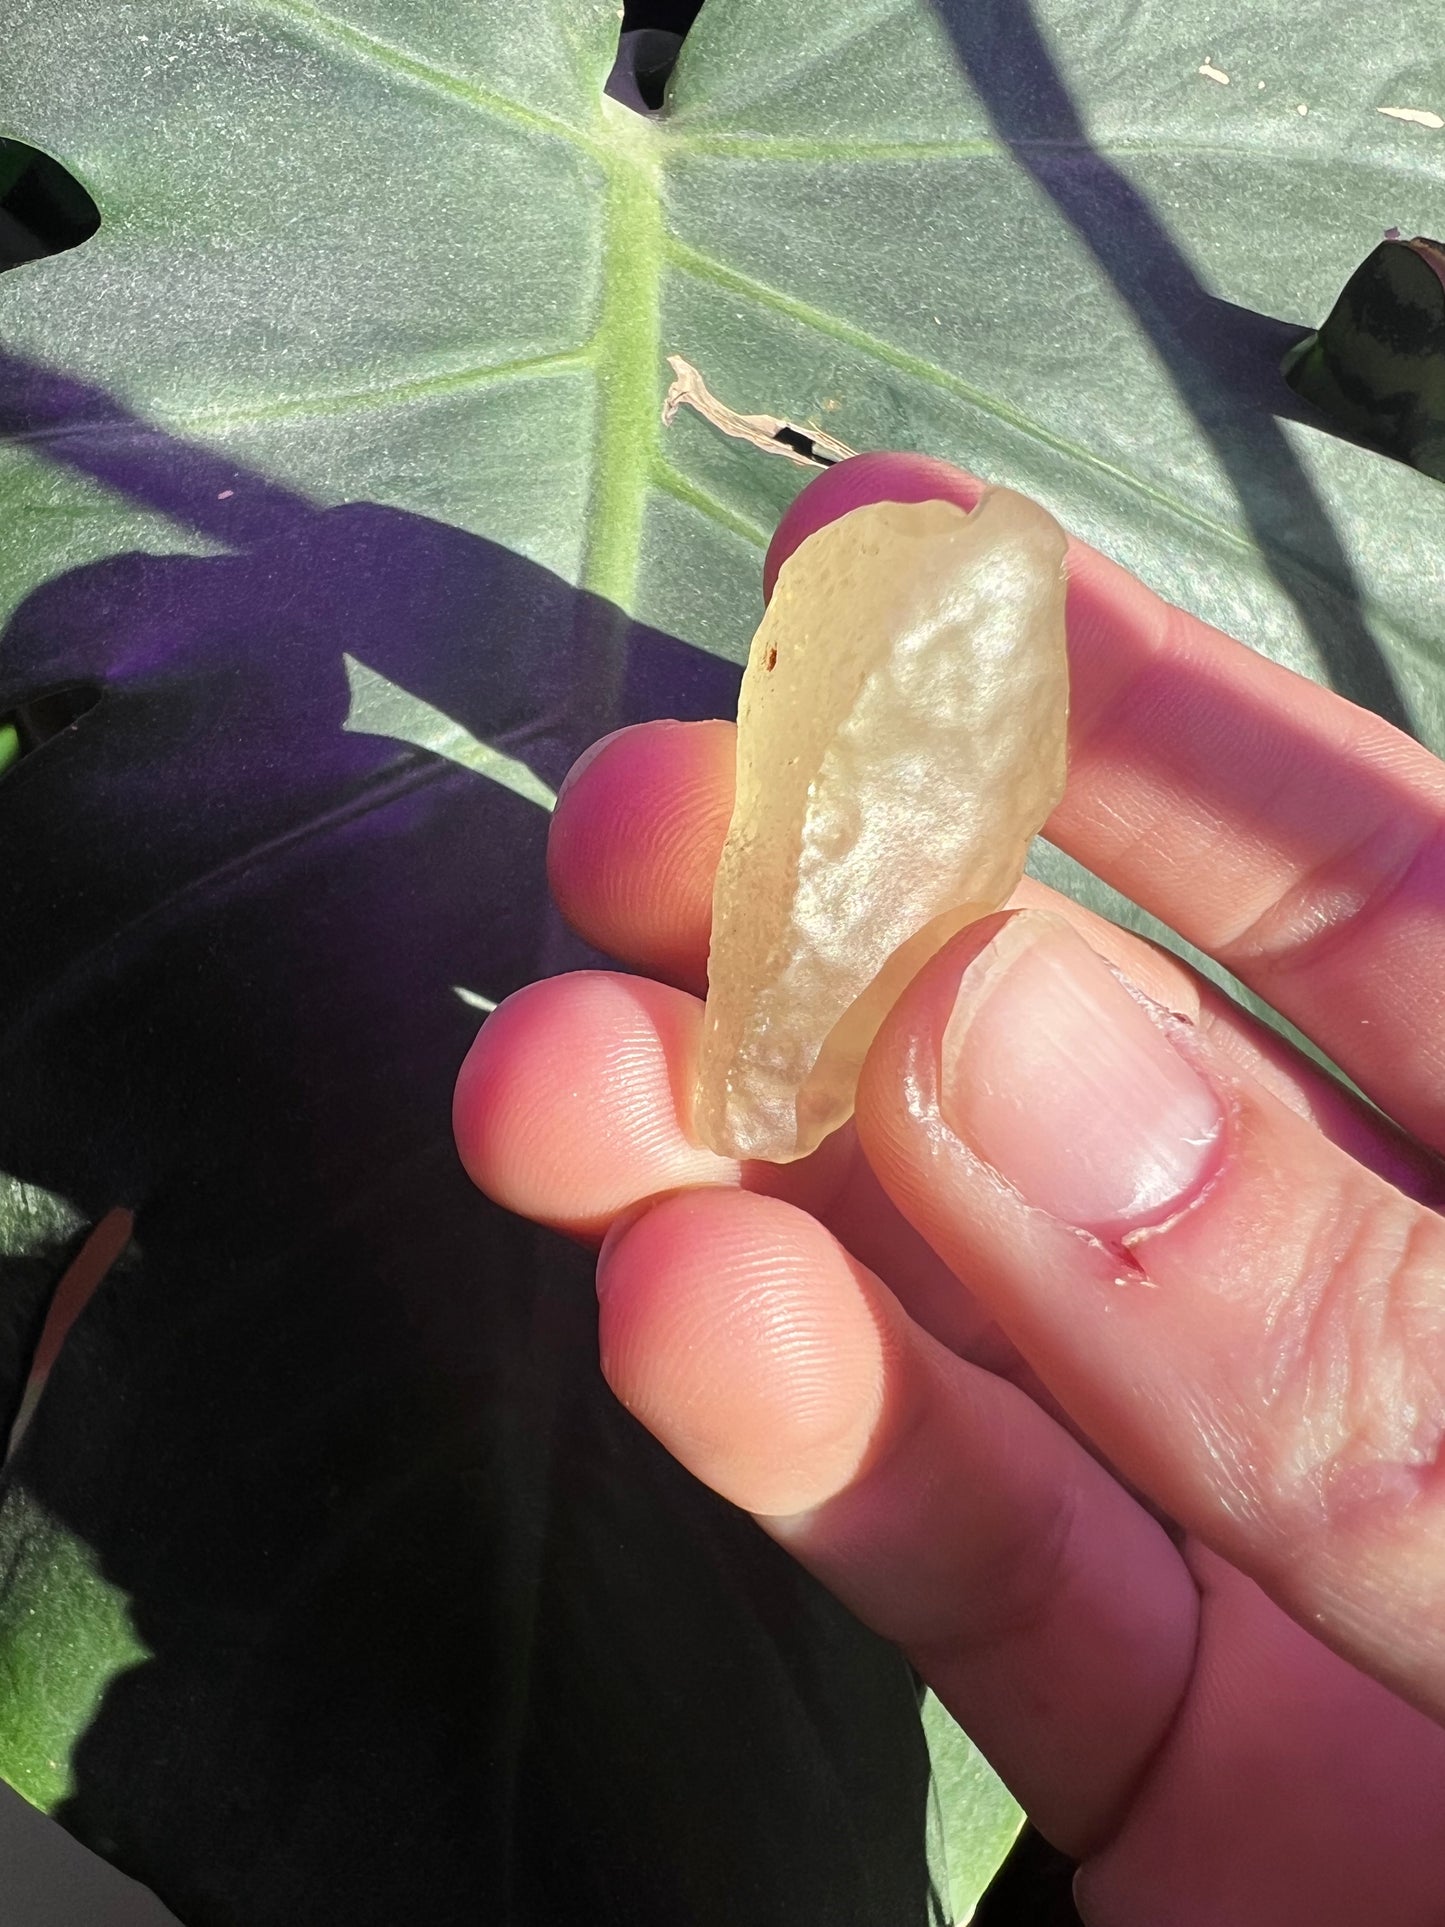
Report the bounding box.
[5,1,1445,701]
[2,2,1444,1922]
[921,1690,1024,1923]
[0,1488,149,1813]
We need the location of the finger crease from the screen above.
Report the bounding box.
[1215,816,1439,987]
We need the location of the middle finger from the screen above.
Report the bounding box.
[547,719,1442,1203]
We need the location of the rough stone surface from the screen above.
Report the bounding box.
[695,490,1069,1162]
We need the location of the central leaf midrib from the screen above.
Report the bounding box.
[579,150,663,607]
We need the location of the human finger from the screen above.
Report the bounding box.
[451,970,1013,1368]
[858,907,1445,1722]
[601,1190,1445,1922]
[546,718,735,995]
[596,1186,1196,1856]
[547,721,1442,1201]
[452,971,735,1244]
[1079,1542,1445,1925]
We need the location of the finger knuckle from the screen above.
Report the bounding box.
[1217,816,1442,988]
[1259,1187,1445,1530]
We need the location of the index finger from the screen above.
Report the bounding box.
[768,455,1445,1153]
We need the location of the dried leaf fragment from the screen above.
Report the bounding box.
[661,356,855,468]
[1378,105,1444,129]
[694,490,1069,1163]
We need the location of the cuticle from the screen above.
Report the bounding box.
[1121,1081,1235,1260]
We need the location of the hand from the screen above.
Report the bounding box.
[455,454,1445,1923]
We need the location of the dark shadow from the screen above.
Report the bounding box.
[973,1824,1083,1926]
[621,0,705,36]
[0,346,937,1927]
[929,0,1413,731]
[0,684,102,773]
[607,28,687,113]
[607,2,706,114]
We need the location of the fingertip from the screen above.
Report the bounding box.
[547,718,736,990]
[764,452,986,600]
[452,971,734,1240]
[552,721,646,812]
[595,1188,900,1518]
[452,977,547,1197]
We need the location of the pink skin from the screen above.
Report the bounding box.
[454,453,1445,1923]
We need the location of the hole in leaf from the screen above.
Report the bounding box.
[772,423,844,466]
[606,0,705,114]
[0,683,102,777]
[0,137,100,273]
[623,0,705,24]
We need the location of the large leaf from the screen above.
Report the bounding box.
[1,1,1443,1922]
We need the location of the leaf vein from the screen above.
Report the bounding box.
[668,132,1440,170]
[246,0,595,156]
[649,457,769,547]
[664,235,1262,563]
[167,348,595,433]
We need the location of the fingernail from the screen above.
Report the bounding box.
[941,913,1223,1239]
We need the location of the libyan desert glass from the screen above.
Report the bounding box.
[694,489,1069,1163]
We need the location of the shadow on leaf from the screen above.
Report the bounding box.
[0,346,938,1927]
[930,0,1413,733]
